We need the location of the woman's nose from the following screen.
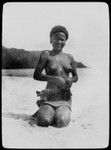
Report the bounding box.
[58,40,62,43]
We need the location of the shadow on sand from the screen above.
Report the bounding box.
[2,112,32,121]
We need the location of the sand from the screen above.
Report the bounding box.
[2,67,109,148]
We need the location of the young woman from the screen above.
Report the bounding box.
[30,25,78,127]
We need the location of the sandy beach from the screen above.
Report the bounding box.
[2,67,109,148]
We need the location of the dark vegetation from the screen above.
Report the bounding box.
[2,46,87,69]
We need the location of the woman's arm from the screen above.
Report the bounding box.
[33,51,57,82]
[66,55,78,87]
[70,55,78,83]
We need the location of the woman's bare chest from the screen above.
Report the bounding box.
[46,54,72,72]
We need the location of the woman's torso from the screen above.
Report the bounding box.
[38,50,73,108]
[45,50,72,90]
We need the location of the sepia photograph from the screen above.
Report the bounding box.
[2,2,109,148]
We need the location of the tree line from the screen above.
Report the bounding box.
[2,46,87,69]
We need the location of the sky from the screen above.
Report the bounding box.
[2,2,109,67]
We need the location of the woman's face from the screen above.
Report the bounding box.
[50,32,67,52]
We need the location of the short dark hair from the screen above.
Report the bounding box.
[50,25,69,40]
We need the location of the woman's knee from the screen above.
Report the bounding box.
[54,106,71,128]
[37,104,54,127]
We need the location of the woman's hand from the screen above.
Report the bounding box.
[65,77,73,88]
[56,77,66,84]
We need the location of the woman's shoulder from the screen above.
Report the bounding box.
[40,50,50,58]
[41,50,50,55]
[63,52,75,60]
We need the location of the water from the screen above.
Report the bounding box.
[2,68,86,77]
[2,69,35,77]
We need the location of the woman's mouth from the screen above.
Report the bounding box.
[56,44,62,48]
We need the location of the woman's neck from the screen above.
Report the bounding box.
[51,49,63,55]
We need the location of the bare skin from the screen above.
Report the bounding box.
[31,32,78,127]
